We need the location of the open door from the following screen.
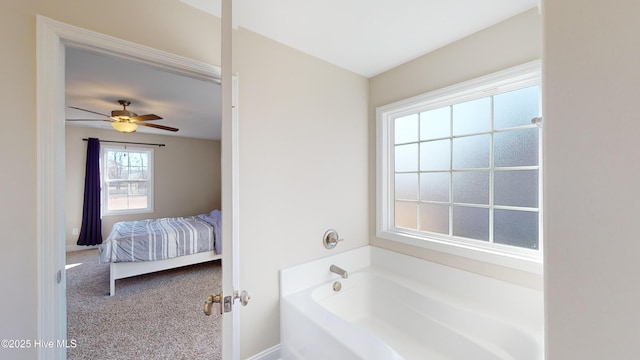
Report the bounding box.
[37,13,243,359]
[207,1,248,359]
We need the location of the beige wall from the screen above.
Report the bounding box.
[65,126,221,248]
[544,0,640,358]
[369,9,543,289]
[234,28,369,356]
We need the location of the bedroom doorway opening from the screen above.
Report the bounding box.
[36,16,239,359]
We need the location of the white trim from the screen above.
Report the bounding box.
[376,60,543,274]
[39,17,221,82]
[245,345,281,360]
[36,15,67,360]
[36,15,236,359]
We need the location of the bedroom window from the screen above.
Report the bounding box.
[102,146,154,215]
[376,61,542,273]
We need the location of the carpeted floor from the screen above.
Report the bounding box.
[66,249,222,360]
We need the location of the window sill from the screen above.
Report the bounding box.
[103,208,154,217]
[377,229,543,275]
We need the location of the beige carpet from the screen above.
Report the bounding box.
[66,249,222,360]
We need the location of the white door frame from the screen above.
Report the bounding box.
[36,15,239,359]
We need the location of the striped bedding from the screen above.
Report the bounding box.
[99,214,220,263]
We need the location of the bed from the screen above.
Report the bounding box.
[99,210,222,296]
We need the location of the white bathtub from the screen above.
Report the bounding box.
[280,246,543,359]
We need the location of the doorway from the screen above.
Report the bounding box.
[36,16,238,359]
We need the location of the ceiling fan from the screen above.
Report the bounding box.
[66,99,179,133]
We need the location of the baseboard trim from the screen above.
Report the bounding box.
[66,244,100,252]
[246,344,281,360]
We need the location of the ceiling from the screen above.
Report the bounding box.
[65,47,222,140]
[182,0,538,77]
[66,0,538,140]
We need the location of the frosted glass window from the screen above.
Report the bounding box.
[453,171,489,205]
[494,210,539,249]
[494,86,539,129]
[395,144,418,172]
[395,173,418,201]
[395,114,419,144]
[395,201,417,230]
[453,206,489,241]
[420,172,449,202]
[420,203,450,235]
[380,64,542,258]
[453,134,490,169]
[494,128,538,167]
[494,170,538,208]
[420,107,450,140]
[453,97,491,135]
[420,140,450,171]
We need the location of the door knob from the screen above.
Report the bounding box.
[204,293,223,316]
[234,290,251,306]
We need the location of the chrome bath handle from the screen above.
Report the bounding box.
[323,229,344,249]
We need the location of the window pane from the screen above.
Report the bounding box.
[107,191,128,211]
[494,170,538,208]
[494,209,539,249]
[452,97,491,135]
[129,166,146,180]
[420,203,449,234]
[494,86,540,129]
[494,128,538,167]
[453,171,489,205]
[420,172,449,202]
[420,107,450,140]
[395,114,419,144]
[420,140,450,171]
[395,143,418,172]
[395,201,417,230]
[128,195,148,209]
[453,134,490,169]
[453,206,489,241]
[395,173,418,200]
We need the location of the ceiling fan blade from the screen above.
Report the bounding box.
[66,119,114,122]
[131,114,162,121]
[137,122,179,132]
[68,106,111,118]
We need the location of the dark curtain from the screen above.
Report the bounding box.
[77,137,102,246]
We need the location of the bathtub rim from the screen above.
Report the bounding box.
[279,245,544,350]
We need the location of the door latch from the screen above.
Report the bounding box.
[223,295,233,313]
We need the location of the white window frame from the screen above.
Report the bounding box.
[376,60,542,274]
[101,145,154,216]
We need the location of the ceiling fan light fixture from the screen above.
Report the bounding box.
[111,121,138,133]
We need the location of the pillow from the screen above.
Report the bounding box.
[209,209,221,222]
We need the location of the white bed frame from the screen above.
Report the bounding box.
[109,251,222,296]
